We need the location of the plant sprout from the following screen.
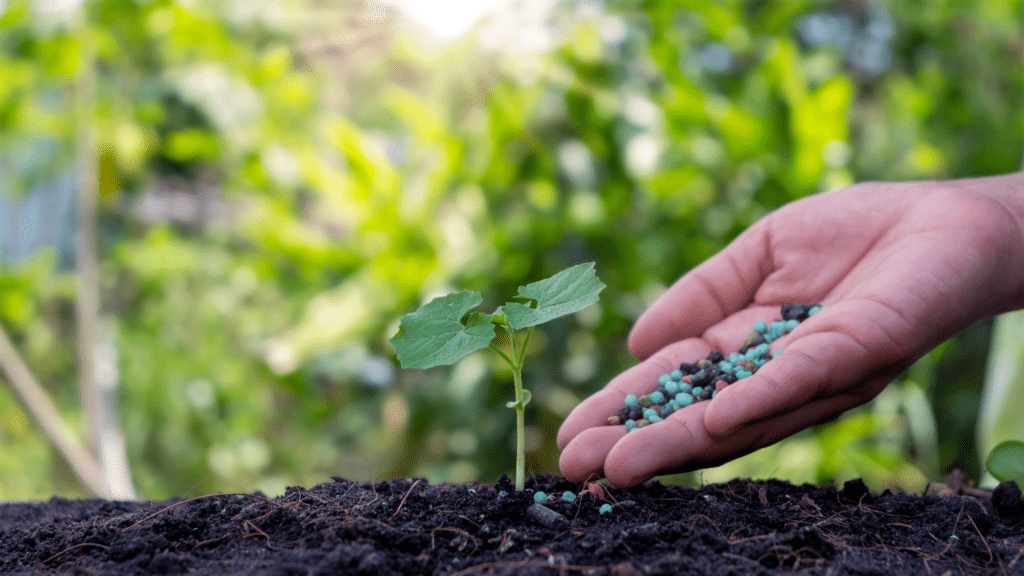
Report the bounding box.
[986,440,1024,502]
[389,262,605,491]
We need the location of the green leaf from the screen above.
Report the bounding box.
[505,389,532,410]
[986,440,1024,496]
[389,291,495,369]
[502,263,605,330]
[466,311,492,326]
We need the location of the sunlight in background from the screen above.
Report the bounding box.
[380,0,507,39]
[379,0,562,49]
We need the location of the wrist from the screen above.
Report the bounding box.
[961,171,1024,232]
[960,171,1024,311]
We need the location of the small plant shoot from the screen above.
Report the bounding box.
[389,263,605,491]
[986,440,1024,502]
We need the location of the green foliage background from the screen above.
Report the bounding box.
[0,0,1021,499]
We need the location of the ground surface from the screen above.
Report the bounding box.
[1,473,1023,575]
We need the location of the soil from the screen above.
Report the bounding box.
[2,472,1023,575]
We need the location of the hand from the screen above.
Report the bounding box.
[557,174,1024,488]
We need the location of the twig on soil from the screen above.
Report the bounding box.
[242,519,294,552]
[727,533,774,545]
[851,494,914,521]
[944,468,995,498]
[875,534,893,567]
[758,532,783,566]
[339,514,409,534]
[430,526,479,555]
[777,545,827,570]
[458,515,481,528]
[947,501,965,541]
[967,516,995,567]
[448,557,531,576]
[389,478,422,522]
[753,482,769,507]
[121,493,258,532]
[727,524,751,541]
[431,526,477,541]
[191,533,235,550]
[856,502,1001,576]
[722,552,762,569]
[250,507,280,524]
[1009,548,1024,569]
[681,513,725,538]
[582,481,615,503]
[448,558,604,576]
[352,482,381,511]
[798,494,821,513]
[571,502,583,523]
[43,542,110,563]
[857,495,879,520]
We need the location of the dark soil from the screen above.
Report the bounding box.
[2,473,1023,575]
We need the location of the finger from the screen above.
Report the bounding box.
[602,389,878,488]
[703,301,909,439]
[558,426,624,483]
[602,400,713,488]
[628,221,773,360]
[700,305,785,352]
[556,338,711,451]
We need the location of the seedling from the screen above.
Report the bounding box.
[985,440,1024,502]
[389,262,605,491]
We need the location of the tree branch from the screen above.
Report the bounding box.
[74,19,102,473]
[73,14,136,500]
[0,324,108,497]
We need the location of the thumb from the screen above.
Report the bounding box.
[629,221,772,360]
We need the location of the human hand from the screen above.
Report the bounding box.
[558,173,1024,488]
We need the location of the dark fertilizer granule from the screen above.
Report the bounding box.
[2,473,1022,575]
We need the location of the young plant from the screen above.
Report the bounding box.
[389,262,605,491]
[985,440,1024,501]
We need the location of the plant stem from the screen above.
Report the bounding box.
[489,335,525,490]
[512,362,525,492]
[506,324,517,358]
[518,326,534,363]
[491,323,532,491]
[488,344,514,368]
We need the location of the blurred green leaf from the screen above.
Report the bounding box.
[164,129,220,162]
[986,440,1024,492]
